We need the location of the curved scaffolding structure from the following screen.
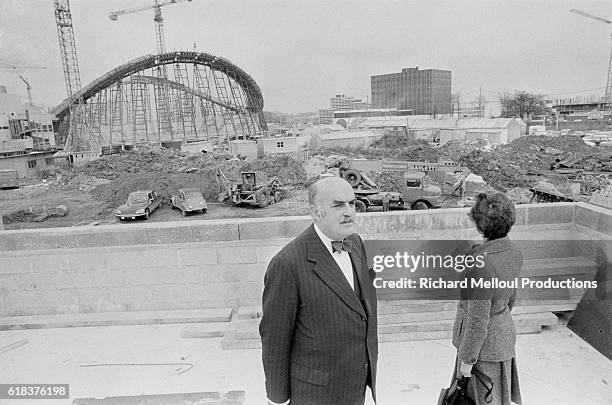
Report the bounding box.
[54,51,267,149]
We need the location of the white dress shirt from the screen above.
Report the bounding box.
[314,223,355,290]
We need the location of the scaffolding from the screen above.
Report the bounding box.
[53,51,268,148]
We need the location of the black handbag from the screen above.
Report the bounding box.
[438,368,494,405]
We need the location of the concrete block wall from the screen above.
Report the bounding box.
[571,203,612,298]
[0,203,609,317]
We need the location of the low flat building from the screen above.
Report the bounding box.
[0,150,58,178]
[433,118,526,145]
[257,136,298,158]
[180,140,215,154]
[309,130,383,151]
[228,139,258,159]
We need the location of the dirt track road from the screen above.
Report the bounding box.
[0,185,312,230]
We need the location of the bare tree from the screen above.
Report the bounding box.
[499,91,548,120]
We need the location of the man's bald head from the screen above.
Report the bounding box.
[308,176,353,207]
[309,176,357,240]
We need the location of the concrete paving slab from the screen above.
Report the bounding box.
[0,323,610,405]
[180,323,235,338]
[72,390,245,404]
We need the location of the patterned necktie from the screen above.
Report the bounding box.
[331,239,352,253]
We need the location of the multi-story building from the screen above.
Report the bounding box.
[330,94,370,111]
[551,95,612,115]
[0,86,56,149]
[318,108,335,125]
[371,67,451,115]
[0,85,59,177]
[319,94,371,124]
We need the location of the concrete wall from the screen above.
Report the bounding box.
[0,203,609,317]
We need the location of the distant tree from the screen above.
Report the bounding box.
[499,91,548,120]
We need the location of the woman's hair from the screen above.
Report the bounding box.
[468,192,516,240]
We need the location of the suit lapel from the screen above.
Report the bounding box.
[348,242,372,318]
[306,226,366,318]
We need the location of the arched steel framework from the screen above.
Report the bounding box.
[54,51,267,149]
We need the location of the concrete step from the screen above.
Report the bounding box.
[0,308,233,331]
[236,306,262,320]
[180,322,235,338]
[522,257,597,277]
[220,313,559,349]
[378,324,544,343]
[377,301,457,314]
[379,310,456,324]
[222,331,262,350]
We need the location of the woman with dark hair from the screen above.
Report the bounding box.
[451,192,523,405]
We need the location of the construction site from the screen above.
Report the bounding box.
[1,1,611,404]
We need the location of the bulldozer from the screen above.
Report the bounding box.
[216,169,286,208]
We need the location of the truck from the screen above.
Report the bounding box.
[216,169,286,208]
[339,168,443,212]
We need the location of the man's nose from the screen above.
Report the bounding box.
[342,203,354,215]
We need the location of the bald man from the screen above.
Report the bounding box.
[259,177,378,405]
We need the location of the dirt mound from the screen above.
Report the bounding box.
[80,148,307,210]
[450,136,608,189]
[241,154,307,187]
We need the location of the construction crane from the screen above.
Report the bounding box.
[0,63,46,105]
[109,0,193,54]
[54,0,93,152]
[570,8,612,101]
[18,76,33,105]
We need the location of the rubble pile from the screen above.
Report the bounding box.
[3,205,68,223]
[451,136,612,189]
[369,172,405,192]
[578,174,612,194]
[67,147,306,211]
[319,137,438,161]
[241,154,307,188]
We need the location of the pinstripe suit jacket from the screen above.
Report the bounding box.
[259,224,378,405]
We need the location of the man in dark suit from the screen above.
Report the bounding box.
[259,176,378,405]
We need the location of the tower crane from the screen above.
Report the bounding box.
[54,0,94,152]
[0,63,46,106]
[109,0,193,54]
[570,8,612,102]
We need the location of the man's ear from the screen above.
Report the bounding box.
[310,204,321,219]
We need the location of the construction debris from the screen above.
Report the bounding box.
[3,205,69,223]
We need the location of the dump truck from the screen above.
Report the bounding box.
[338,168,443,212]
[216,169,286,207]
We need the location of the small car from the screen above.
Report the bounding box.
[116,190,162,220]
[171,187,207,216]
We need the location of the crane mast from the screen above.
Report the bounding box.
[570,8,612,101]
[54,0,94,152]
[109,0,193,138]
[109,0,192,54]
[154,2,166,54]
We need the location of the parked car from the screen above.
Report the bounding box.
[116,190,162,220]
[171,187,207,216]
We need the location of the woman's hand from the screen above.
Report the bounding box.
[460,361,473,377]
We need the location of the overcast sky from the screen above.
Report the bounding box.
[0,0,610,113]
